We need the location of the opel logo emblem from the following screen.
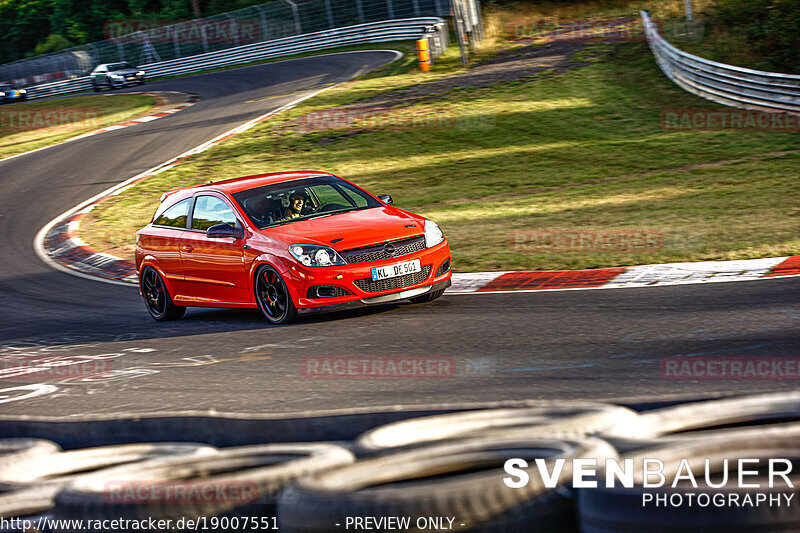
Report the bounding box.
[384,244,396,255]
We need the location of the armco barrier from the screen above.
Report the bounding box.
[24,18,446,100]
[641,11,800,113]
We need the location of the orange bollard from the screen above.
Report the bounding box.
[417,38,431,72]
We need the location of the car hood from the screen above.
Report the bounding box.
[261,207,425,250]
[110,69,141,75]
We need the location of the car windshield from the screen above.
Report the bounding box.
[108,62,132,70]
[232,175,382,229]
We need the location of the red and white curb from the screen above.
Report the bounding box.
[450,256,800,293]
[0,92,199,164]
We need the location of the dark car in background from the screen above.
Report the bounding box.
[0,84,27,103]
[90,62,146,91]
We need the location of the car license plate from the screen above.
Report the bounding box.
[371,259,421,281]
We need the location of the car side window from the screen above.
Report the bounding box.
[313,185,350,207]
[341,187,370,207]
[191,195,237,231]
[153,199,190,228]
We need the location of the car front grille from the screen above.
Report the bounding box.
[340,235,425,264]
[354,265,432,293]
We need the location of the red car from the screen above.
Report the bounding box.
[135,171,451,324]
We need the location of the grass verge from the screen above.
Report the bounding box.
[82,28,800,272]
[0,94,157,159]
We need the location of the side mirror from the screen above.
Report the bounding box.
[377,194,393,205]
[207,224,244,239]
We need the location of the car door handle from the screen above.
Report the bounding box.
[182,245,194,252]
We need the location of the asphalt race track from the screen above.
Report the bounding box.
[1,51,799,418]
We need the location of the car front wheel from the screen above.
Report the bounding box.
[140,266,186,321]
[255,265,298,324]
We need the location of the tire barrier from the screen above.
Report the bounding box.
[600,391,800,452]
[0,393,798,531]
[0,443,214,520]
[279,438,617,533]
[53,443,354,531]
[0,438,61,470]
[356,403,640,453]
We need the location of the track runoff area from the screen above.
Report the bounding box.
[1,46,799,533]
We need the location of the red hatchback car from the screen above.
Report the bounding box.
[135,171,451,323]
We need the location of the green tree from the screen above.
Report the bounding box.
[29,33,75,56]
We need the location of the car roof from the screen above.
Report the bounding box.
[159,171,334,203]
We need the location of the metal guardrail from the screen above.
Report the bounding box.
[641,11,800,113]
[1,0,475,87]
[24,18,447,100]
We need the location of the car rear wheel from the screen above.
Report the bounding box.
[255,265,298,324]
[409,288,445,304]
[140,266,186,321]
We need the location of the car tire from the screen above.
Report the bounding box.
[139,266,186,321]
[92,82,100,92]
[254,265,298,324]
[409,288,445,304]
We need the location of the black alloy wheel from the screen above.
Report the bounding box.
[255,265,298,324]
[140,266,186,321]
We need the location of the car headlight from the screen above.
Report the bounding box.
[109,74,123,79]
[18,89,26,94]
[137,71,145,76]
[0,92,5,97]
[289,244,346,267]
[424,219,445,248]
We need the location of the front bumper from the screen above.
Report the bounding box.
[297,278,451,316]
[286,239,451,314]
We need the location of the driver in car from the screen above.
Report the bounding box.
[281,193,306,221]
